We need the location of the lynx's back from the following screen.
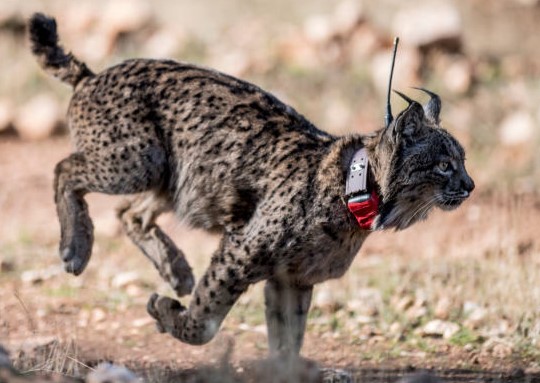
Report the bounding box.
[68,58,335,230]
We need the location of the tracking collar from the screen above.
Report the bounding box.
[345,148,380,230]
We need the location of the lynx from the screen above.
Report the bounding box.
[29,13,474,355]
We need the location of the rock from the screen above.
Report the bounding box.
[144,28,185,58]
[314,287,342,313]
[392,2,462,50]
[91,308,107,323]
[331,0,365,37]
[394,295,414,313]
[422,319,460,339]
[303,14,333,45]
[132,317,154,328]
[346,288,382,317]
[389,322,403,337]
[87,363,139,383]
[0,98,14,132]
[434,297,452,320]
[464,306,487,329]
[499,111,535,146]
[443,58,473,94]
[482,337,513,358]
[462,301,480,316]
[14,94,61,140]
[100,0,152,36]
[111,271,140,288]
[21,265,62,285]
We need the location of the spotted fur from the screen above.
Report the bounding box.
[29,13,474,354]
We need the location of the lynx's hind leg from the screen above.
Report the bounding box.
[54,143,167,276]
[118,193,195,297]
[54,153,94,275]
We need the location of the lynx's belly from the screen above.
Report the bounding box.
[292,230,368,285]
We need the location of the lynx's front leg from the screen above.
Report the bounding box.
[118,193,195,297]
[147,232,265,345]
[264,278,313,356]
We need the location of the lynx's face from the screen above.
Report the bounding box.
[374,91,475,230]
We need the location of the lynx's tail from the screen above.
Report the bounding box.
[29,13,94,87]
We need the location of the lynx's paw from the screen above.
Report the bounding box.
[60,223,93,276]
[147,293,185,334]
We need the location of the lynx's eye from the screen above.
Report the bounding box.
[436,161,451,173]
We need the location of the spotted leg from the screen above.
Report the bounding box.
[117,192,195,297]
[147,229,266,345]
[264,278,313,356]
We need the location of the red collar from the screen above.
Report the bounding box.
[345,147,380,230]
[347,191,380,230]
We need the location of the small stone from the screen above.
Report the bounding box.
[499,111,535,146]
[144,28,185,58]
[87,363,139,383]
[14,94,61,140]
[303,14,333,44]
[422,319,460,339]
[100,0,152,35]
[314,287,342,313]
[21,266,62,285]
[331,0,365,36]
[434,297,452,320]
[91,308,107,323]
[407,306,428,320]
[482,337,513,358]
[111,271,140,288]
[395,296,414,313]
[464,306,487,329]
[132,317,154,328]
[389,322,403,336]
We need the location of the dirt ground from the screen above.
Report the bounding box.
[1,138,539,382]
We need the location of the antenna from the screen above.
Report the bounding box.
[384,37,400,127]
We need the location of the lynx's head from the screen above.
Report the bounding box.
[370,89,474,230]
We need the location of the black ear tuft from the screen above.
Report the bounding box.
[413,87,441,124]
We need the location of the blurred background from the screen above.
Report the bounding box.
[1,0,539,192]
[1,0,540,377]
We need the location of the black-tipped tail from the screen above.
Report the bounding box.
[29,13,93,87]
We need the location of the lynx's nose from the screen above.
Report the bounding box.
[461,174,475,195]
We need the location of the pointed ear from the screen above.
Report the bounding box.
[391,100,425,140]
